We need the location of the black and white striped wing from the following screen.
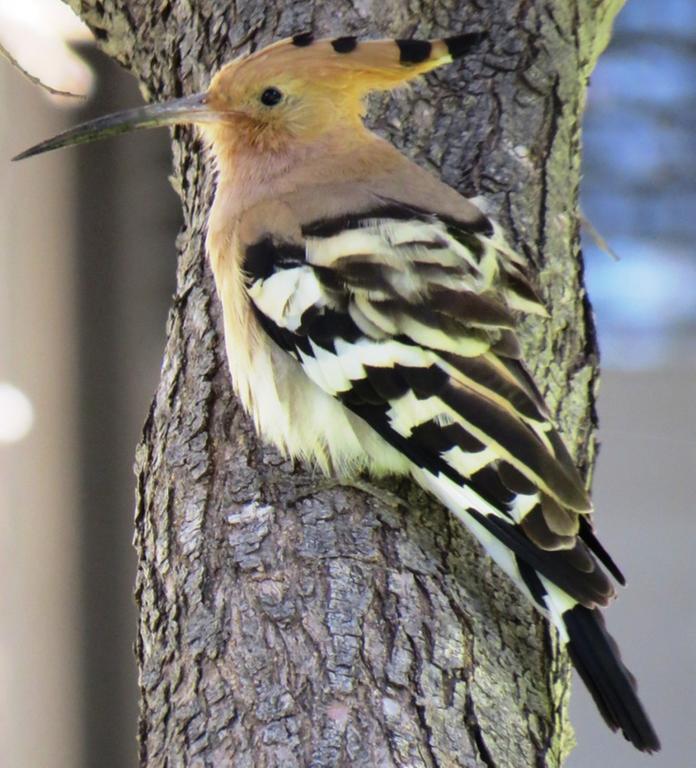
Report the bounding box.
[242,201,663,749]
[242,200,621,611]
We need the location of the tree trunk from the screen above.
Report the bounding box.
[68,1,623,765]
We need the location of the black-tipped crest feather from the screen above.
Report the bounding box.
[444,32,488,59]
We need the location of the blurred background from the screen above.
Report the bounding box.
[0,1,693,766]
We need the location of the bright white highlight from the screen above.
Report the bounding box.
[0,0,94,100]
[0,382,34,443]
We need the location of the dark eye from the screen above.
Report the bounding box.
[260,87,283,106]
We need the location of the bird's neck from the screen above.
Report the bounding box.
[207,123,390,216]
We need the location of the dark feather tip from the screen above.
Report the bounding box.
[331,36,358,54]
[444,32,488,60]
[565,605,661,753]
[292,32,314,47]
[396,39,432,65]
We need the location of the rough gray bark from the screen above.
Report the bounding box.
[67,1,623,765]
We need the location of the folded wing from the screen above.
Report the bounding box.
[238,189,658,752]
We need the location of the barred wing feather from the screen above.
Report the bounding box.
[241,197,658,751]
[244,198,616,596]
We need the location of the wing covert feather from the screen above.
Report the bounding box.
[239,185,614,610]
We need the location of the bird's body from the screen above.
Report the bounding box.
[207,132,406,475]
[208,131,491,478]
[14,31,660,753]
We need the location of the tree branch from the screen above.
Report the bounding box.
[0,39,85,98]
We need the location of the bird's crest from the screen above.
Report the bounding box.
[219,32,486,93]
[202,32,486,149]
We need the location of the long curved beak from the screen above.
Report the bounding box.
[13,92,214,161]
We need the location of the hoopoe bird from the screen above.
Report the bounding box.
[15,32,660,752]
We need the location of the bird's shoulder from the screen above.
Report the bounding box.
[238,155,546,327]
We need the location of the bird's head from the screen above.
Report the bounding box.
[13,32,485,161]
